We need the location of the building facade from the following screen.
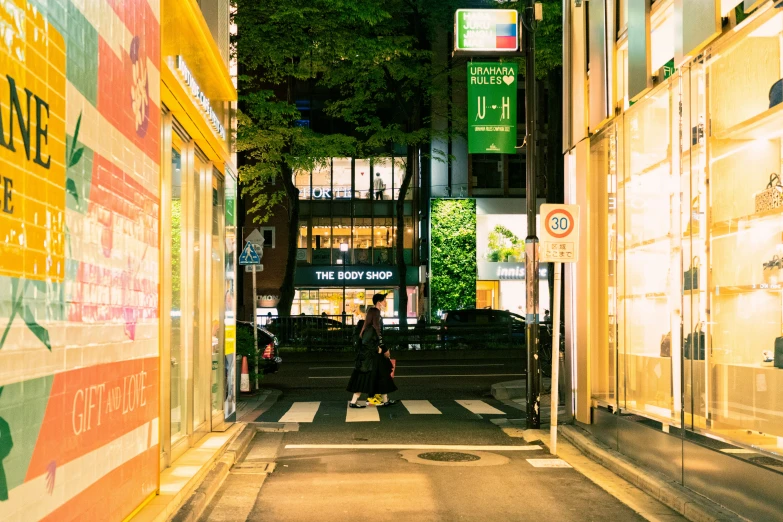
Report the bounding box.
[0,0,236,519]
[243,156,422,324]
[563,0,783,518]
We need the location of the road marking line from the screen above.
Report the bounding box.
[309,373,525,379]
[278,402,321,423]
[346,404,380,423]
[456,400,506,415]
[401,400,442,414]
[285,444,542,451]
[309,364,507,370]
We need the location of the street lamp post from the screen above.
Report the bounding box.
[340,242,349,323]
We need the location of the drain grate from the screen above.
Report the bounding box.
[417,452,481,463]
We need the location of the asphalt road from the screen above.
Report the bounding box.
[200,352,645,522]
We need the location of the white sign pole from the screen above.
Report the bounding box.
[539,203,579,457]
[550,262,562,455]
[252,264,259,390]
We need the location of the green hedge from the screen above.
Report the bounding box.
[431,199,476,321]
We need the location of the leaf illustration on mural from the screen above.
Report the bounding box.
[66,112,85,210]
[0,387,11,502]
[0,278,51,351]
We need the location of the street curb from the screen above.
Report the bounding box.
[491,379,525,400]
[239,389,282,422]
[169,424,256,522]
[559,425,747,522]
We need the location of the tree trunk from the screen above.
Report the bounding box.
[396,145,417,329]
[278,164,299,316]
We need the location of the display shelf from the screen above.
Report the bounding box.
[710,207,783,238]
[619,233,674,252]
[619,291,668,300]
[618,155,672,188]
[712,283,783,295]
[713,102,783,141]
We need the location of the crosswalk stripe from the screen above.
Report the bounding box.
[346,404,381,422]
[278,402,321,423]
[401,400,442,414]
[456,400,506,415]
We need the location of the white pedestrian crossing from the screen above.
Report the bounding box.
[278,402,321,423]
[455,400,505,415]
[401,400,442,414]
[272,399,508,423]
[346,403,381,422]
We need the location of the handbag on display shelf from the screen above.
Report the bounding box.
[763,255,782,286]
[754,173,783,213]
[770,79,783,108]
[683,256,699,291]
[775,337,783,369]
[660,332,672,358]
[684,324,706,361]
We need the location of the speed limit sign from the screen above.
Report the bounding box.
[540,204,579,263]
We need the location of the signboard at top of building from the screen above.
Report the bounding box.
[468,62,518,154]
[175,56,227,141]
[455,9,518,52]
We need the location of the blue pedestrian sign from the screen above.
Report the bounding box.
[239,242,261,265]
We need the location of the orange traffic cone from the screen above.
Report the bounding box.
[240,356,250,392]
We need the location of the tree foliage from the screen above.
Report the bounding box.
[431,199,477,321]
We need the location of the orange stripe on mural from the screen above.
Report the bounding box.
[25,358,158,482]
[39,445,159,522]
[97,37,161,165]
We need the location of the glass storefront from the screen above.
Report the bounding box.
[591,8,783,458]
[161,113,236,465]
[294,156,413,201]
[291,287,417,323]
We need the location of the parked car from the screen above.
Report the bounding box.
[266,316,351,348]
[441,308,527,346]
[236,321,281,374]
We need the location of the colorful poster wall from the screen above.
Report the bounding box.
[0,0,161,520]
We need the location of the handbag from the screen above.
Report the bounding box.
[770,79,783,108]
[684,325,706,360]
[660,332,671,358]
[754,173,783,213]
[684,256,699,291]
[763,255,782,286]
[775,337,783,369]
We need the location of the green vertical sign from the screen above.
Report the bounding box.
[468,62,518,154]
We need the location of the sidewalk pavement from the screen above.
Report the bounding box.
[131,391,279,522]
[490,379,744,522]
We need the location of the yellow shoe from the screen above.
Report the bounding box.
[366,396,382,406]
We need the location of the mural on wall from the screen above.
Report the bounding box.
[0,0,161,520]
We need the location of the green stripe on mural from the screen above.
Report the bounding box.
[0,376,54,493]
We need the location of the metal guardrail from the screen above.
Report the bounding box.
[260,315,555,363]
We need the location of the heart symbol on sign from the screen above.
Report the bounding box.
[502,75,515,85]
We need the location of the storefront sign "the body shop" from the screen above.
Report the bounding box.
[295,266,419,286]
[175,56,227,140]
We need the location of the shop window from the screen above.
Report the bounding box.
[294,169,310,199]
[394,158,413,200]
[312,217,331,264]
[373,157,394,201]
[312,161,332,199]
[353,217,372,264]
[259,227,275,248]
[297,223,309,264]
[332,158,352,199]
[620,79,677,424]
[355,159,371,199]
[374,217,394,264]
[650,4,674,72]
[698,12,783,456]
[472,155,503,192]
[333,217,351,263]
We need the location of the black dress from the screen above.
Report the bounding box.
[346,327,375,394]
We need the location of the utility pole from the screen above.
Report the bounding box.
[522,0,540,430]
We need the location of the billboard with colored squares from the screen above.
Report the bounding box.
[455,9,519,52]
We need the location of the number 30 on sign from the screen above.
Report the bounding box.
[540,204,580,263]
